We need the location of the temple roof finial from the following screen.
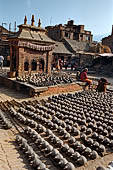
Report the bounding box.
[38,18,41,27]
[24,16,27,25]
[31,15,35,26]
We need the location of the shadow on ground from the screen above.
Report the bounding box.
[0,85,30,101]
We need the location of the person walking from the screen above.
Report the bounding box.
[0,55,4,69]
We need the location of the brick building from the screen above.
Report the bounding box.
[0,26,14,66]
[52,41,72,68]
[102,25,113,53]
[8,15,55,77]
[46,20,93,42]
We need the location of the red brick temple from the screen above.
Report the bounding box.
[8,15,55,77]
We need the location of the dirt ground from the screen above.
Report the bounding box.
[0,85,46,170]
[0,85,113,170]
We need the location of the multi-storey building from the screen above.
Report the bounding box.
[102,26,113,53]
[46,20,93,42]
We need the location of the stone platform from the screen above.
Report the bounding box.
[0,75,82,97]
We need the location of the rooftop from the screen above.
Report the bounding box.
[9,15,55,44]
[53,41,72,55]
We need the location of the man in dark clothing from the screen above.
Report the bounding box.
[96,78,108,92]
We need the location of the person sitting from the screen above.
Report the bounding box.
[0,55,4,69]
[80,68,92,89]
[96,78,108,92]
[76,71,81,81]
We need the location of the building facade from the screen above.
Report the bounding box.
[46,20,93,42]
[52,41,72,68]
[102,26,113,53]
[8,15,55,77]
[0,26,14,66]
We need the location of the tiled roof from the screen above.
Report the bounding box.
[9,25,55,44]
[53,41,72,55]
[64,38,90,52]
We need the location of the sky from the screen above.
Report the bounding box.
[0,0,113,36]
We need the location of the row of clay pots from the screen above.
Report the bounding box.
[16,72,74,87]
[16,135,48,170]
[0,111,12,129]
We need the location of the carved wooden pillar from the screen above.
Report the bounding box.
[37,61,39,72]
[47,51,52,74]
[16,46,19,76]
[46,51,48,73]
[28,61,31,74]
[10,46,13,71]
[44,52,47,72]
[18,47,25,76]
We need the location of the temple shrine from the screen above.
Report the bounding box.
[8,15,55,77]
